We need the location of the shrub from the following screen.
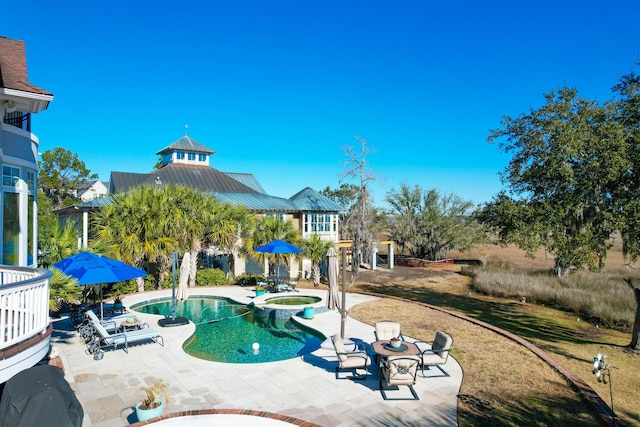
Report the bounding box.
[195,268,229,287]
[109,280,137,297]
[233,273,264,287]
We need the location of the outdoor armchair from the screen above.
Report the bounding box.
[374,320,404,341]
[331,334,370,380]
[415,330,453,377]
[379,355,420,400]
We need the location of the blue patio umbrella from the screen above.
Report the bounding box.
[254,239,304,255]
[254,239,303,280]
[54,252,147,319]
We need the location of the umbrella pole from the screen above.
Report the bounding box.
[340,247,347,339]
[171,251,177,320]
[100,284,104,321]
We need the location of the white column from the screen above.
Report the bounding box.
[371,245,378,271]
[388,243,394,269]
[82,211,89,249]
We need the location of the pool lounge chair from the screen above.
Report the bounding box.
[86,314,163,359]
[85,309,138,333]
[287,278,299,292]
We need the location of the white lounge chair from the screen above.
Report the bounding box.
[85,310,132,333]
[85,313,163,359]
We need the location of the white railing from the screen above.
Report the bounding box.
[0,266,51,349]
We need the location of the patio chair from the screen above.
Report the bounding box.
[415,330,453,377]
[85,314,163,360]
[379,355,420,400]
[287,278,299,292]
[374,320,404,341]
[84,310,132,333]
[331,334,370,380]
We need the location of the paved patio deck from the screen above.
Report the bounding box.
[51,287,462,426]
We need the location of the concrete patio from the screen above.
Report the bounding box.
[50,287,462,426]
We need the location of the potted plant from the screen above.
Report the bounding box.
[113,295,124,310]
[254,286,265,297]
[389,336,402,348]
[135,380,170,422]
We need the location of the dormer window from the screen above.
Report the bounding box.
[156,135,215,167]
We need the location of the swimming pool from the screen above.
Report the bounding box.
[131,297,324,364]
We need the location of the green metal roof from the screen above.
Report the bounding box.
[214,193,298,211]
[156,136,216,155]
[223,172,266,194]
[289,187,341,212]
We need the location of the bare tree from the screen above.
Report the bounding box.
[340,136,378,281]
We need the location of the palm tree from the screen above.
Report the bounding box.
[48,268,80,312]
[252,216,301,277]
[302,234,334,286]
[94,185,178,291]
[170,186,220,286]
[38,221,79,268]
[209,203,255,280]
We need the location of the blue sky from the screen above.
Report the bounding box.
[6,1,639,207]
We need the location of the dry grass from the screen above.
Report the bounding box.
[302,243,640,426]
[349,298,601,426]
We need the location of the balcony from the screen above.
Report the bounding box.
[0,266,52,384]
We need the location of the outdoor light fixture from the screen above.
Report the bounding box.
[591,352,616,424]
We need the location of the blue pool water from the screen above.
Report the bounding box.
[131,297,323,363]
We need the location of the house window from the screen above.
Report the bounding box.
[198,154,207,162]
[309,214,332,232]
[3,192,19,265]
[26,170,36,191]
[176,151,185,160]
[188,152,196,161]
[265,213,286,222]
[28,194,34,265]
[3,166,20,187]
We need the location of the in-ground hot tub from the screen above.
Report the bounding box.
[264,296,322,305]
[254,294,327,319]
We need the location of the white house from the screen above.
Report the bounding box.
[0,35,54,384]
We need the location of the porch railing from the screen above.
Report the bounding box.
[0,266,51,349]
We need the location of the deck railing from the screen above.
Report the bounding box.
[0,266,51,349]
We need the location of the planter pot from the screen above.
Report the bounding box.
[303,306,315,319]
[135,401,163,422]
[255,290,265,297]
[113,302,124,310]
[389,339,402,348]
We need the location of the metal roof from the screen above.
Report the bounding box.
[289,187,341,212]
[58,186,339,215]
[156,136,216,155]
[223,172,266,194]
[214,193,299,212]
[109,164,258,195]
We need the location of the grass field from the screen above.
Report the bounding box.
[312,243,640,426]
